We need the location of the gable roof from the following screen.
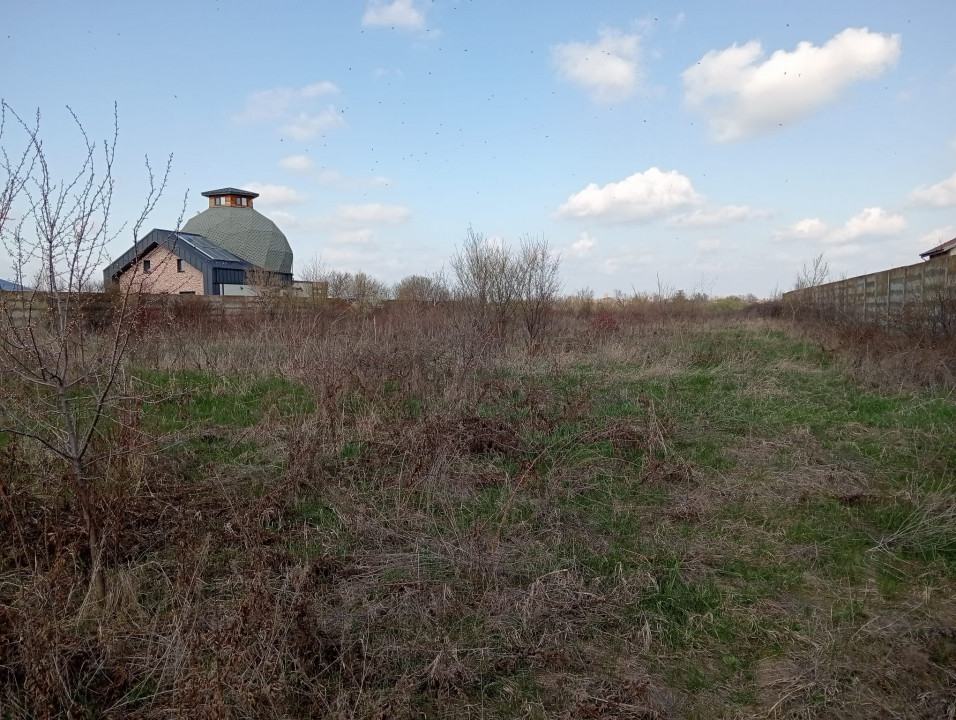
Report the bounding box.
[200,187,260,199]
[101,229,256,295]
[919,236,956,259]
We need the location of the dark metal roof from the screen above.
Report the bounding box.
[102,228,256,295]
[174,231,247,262]
[0,278,28,291]
[201,187,260,199]
[919,236,956,259]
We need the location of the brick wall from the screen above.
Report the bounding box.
[120,245,205,295]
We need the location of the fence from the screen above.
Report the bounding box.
[0,290,332,328]
[781,254,956,336]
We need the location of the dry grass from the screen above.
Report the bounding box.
[1,303,954,718]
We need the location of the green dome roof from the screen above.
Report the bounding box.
[182,207,292,274]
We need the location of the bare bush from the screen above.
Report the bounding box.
[0,102,172,600]
[793,252,830,291]
[394,272,451,304]
[515,234,562,349]
[450,227,520,336]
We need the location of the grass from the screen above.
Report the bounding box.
[2,312,954,718]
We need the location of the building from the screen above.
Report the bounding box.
[103,187,294,295]
[919,236,956,261]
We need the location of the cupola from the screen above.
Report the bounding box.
[200,187,259,209]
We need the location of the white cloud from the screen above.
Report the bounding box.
[558,168,703,223]
[829,207,906,243]
[567,232,597,258]
[281,109,346,141]
[774,217,830,241]
[243,182,305,206]
[908,172,956,208]
[916,225,955,249]
[552,28,643,102]
[683,27,901,141]
[672,12,686,30]
[775,208,905,245]
[362,0,426,30]
[233,82,339,124]
[268,210,298,227]
[279,155,315,173]
[667,205,767,228]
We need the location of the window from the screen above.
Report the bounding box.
[177,259,184,273]
[215,196,226,206]
[143,259,151,272]
[236,196,248,206]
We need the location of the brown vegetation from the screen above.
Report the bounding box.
[2,298,954,718]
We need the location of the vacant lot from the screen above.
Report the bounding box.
[2,307,954,718]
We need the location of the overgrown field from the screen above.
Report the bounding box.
[2,307,955,718]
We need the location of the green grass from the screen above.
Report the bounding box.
[12,320,951,718]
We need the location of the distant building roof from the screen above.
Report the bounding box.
[182,207,292,274]
[201,187,260,199]
[919,236,956,260]
[0,278,27,291]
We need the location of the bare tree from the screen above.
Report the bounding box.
[0,101,172,602]
[793,253,830,291]
[313,266,389,310]
[514,234,562,349]
[450,227,519,335]
[394,272,450,304]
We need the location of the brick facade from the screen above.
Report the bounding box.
[121,244,205,295]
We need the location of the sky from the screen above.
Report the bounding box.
[3,0,956,298]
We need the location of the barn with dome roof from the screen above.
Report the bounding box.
[103,187,294,295]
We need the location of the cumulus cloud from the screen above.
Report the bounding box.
[908,172,956,208]
[281,109,346,141]
[243,182,305,206]
[279,155,315,172]
[773,217,829,241]
[775,208,905,245]
[233,81,345,141]
[362,0,426,30]
[558,168,703,223]
[552,28,643,102]
[567,232,597,258]
[829,207,906,243]
[233,82,338,124]
[683,27,901,141]
[667,205,767,228]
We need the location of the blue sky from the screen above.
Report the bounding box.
[3,0,956,297]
